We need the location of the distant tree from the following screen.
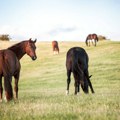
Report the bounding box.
[98,35,107,40]
[0,34,11,41]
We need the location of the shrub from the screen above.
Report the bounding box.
[0,34,11,41]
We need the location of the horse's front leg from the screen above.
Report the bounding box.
[74,82,79,95]
[83,79,89,94]
[0,75,3,102]
[14,72,20,100]
[66,70,71,95]
[77,84,80,95]
[89,40,90,46]
[85,39,88,46]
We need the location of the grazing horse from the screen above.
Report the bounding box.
[52,40,59,54]
[85,34,98,46]
[0,38,37,102]
[66,47,95,95]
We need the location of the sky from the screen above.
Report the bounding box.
[0,0,120,41]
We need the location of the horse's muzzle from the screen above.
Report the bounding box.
[32,56,37,60]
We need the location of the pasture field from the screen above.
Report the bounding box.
[0,40,120,120]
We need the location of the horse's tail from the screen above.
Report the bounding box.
[72,52,84,86]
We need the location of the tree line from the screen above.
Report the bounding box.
[0,34,107,41]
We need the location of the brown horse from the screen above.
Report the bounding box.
[85,34,98,46]
[52,40,59,54]
[0,38,37,102]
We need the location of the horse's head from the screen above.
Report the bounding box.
[25,38,37,60]
[81,75,92,93]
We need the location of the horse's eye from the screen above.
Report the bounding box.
[29,45,33,48]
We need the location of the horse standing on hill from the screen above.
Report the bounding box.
[85,34,98,46]
[0,38,37,102]
[66,47,95,95]
[52,40,59,54]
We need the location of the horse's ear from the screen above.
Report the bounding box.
[29,38,32,41]
[89,75,92,78]
[34,39,37,43]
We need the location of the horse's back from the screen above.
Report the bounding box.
[92,33,97,39]
[87,34,97,39]
[52,41,58,47]
[0,49,20,76]
[87,34,92,39]
[67,47,88,59]
[66,47,88,70]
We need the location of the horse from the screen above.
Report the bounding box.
[52,40,59,54]
[0,38,37,102]
[66,47,95,95]
[85,34,98,46]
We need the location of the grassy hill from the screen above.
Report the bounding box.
[0,40,120,120]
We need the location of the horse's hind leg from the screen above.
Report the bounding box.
[14,72,20,100]
[57,47,59,54]
[94,40,97,46]
[66,70,71,95]
[4,75,13,101]
[0,75,3,102]
[53,47,55,54]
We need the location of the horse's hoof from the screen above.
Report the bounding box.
[66,90,69,95]
[4,96,8,102]
[0,99,2,103]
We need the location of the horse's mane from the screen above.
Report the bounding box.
[8,41,27,51]
[8,41,28,60]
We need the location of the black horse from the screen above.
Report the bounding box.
[85,34,98,46]
[66,47,95,95]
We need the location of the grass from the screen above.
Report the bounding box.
[0,40,120,120]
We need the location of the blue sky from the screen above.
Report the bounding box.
[0,0,120,41]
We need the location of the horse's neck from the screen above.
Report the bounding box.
[8,42,26,60]
[15,47,26,60]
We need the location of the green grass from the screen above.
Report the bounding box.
[0,40,120,120]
